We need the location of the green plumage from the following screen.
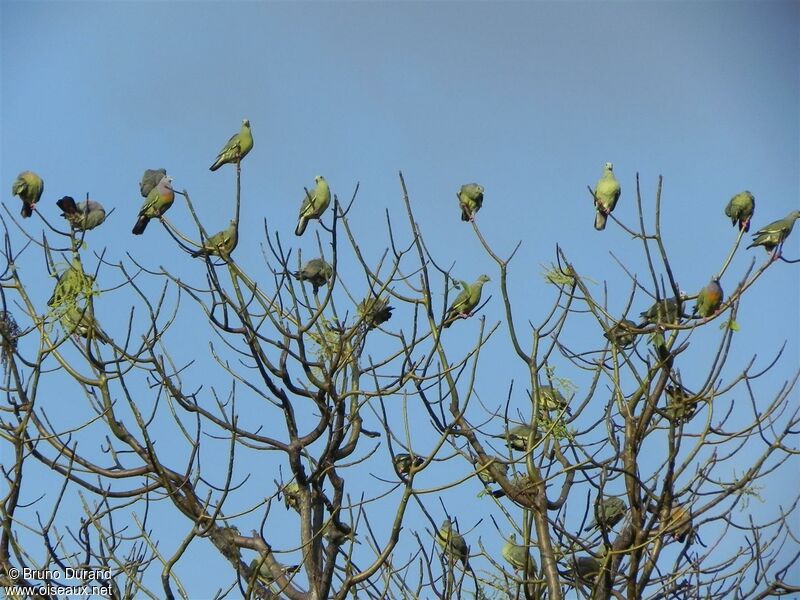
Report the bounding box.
[724,191,755,232]
[48,260,108,344]
[293,258,333,293]
[209,119,253,171]
[60,303,109,344]
[593,162,621,231]
[664,385,702,424]
[248,559,300,585]
[666,505,693,543]
[282,481,301,512]
[358,295,394,329]
[584,496,626,532]
[56,197,106,231]
[139,168,167,198]
[192,220,238,258]
[569,556,601,583]
[443,274,490,328]
[746,210,800,253]
[436,519,469,567]
[502,533,536,575]
[393,453,423,475]
[132,175,174,235]
[604,319,637,348]
[457,183,484,222]
[504,424,540,452]
[476,455,508,485]
[11,171,44,218]
[535,385,572,414]
[295,176,331,236]
[490,473,535,499]
[638,295,686,327]
[694,278,723,318]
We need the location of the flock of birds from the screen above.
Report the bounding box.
[8,120,799,585]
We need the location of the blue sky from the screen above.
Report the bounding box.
[2,1,798,596]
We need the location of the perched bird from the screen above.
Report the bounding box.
[504,424,540,452]
[638,295,687,328]
[490,473,535,500]
[11,171,44,218]
[322,518,356,545]
[535,385,572,415]
[139,168,167,198]
[724,191,755,232]
[357,295,394,330]
[56,197,106,231]
[457,183,484,222]
[747,210,800,254]
[209,119,253,171]
[132,175,174,235]
[502,533,537,575]
[295,176,331,236]
[584,496,626,532]
[568,555,601,583]
[693,278,723,318]
[60,302,109,344]
[604,319,637,348]
[293,258,333,294]
[664,385,701,424]
[192,220,238,258]
[282,481,301,512]
[442,275,490,328]
[476,455,508,485]
[593,162,621,231]
[393,453,423,476]
[249,559,300,585]
[48,259,95,309]
[665,505,693,543]
[436,519,469,567]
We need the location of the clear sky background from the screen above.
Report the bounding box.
[2,1,798,596]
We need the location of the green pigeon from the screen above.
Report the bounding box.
[490,473,536,499]
[293,258,333,293]
[502,533,537,575]
[476,455,508,485]
[584,496,626,532]
[665,504,693,543]
[56,197,106,231]
[664,385,701,424]
[442,274,490,328]
[393,453,423,476]
[11,171,44,218]
[604,319,637,348]
[693,278,723,318]
[638,294,687,328]
[139,168,167,198]
[48,259,95,309]
[504,424,540,452]
[593,162,621,231]
[295,176,331,236]
[724,191,755,232]
[357,295,394,330]
[249,559,300,585]
[436,519,469,567]
[209,119,253,171]
[60,302,109,344]
[746,210,800,254]
[323,518,356,545]
[132,175,174,235]
[535,385,572,415]
[192,220,238,258]
[457,183,484,222]
[282,481,301,512]
[569,555,601,583]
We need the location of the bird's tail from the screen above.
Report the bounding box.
[191,249,205,258]
[20,202,34,218]
[594,211,607,230]
[57,196,78,215]
[132,216,150,235]
[209,159,222,172]
[295,218,308,237]
[461,209,470,222]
